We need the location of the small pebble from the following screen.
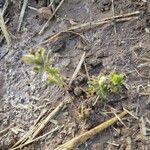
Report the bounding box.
[74,87,83,96]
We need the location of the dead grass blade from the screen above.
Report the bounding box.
[0,10,11,47]
[113,112,127,128]
[54,110,128,150]
[11,101,66,150]
[29,101,65,141]
[123,108,139,120]
[111,0,117,34]
[18,0,28,31]
[83,61,90,81]
[2,0,9,15]
[41,11,139,44]
[69,52,86,86]
[10,127,59,150]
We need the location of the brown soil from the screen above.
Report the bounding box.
[0,0,150,150]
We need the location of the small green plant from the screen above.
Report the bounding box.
[88,71,124,99]
[88,75,108,99]
[22,47,64,86]
[108,71,124,93]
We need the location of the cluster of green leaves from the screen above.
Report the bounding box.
[88,75,108,99]
[108,72,124,93]
[88,71,124,99]
[22,47,64,86]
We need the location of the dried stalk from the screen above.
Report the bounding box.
[0,10,11,47]
[2,0,9,16]
[83,61,90,81]
[41,11,139,44]
[29,101,65,141]
[123,108,138,120]
[11,101,66,149]
[54,110,128,150]
[69,52,86,86]
[111,0,117,34]
[18,0,28,31]
[10,127,59,150]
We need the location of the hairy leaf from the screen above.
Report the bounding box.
[88,71,124,99]
[22,47,64,86]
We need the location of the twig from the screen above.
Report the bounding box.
[69,52,86,86]
[41,11,139,44]
[54,111,128,150]
[10,127,59,150]
[18,0,28,31]
[39,0,65,35]
[0,10,11,47]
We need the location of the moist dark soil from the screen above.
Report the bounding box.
[0,0,150,150]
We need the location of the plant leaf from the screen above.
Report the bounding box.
[22,47,64,86]
[21,54,36,65]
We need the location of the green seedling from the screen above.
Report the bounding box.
[22,47,64,86]
[88,75,108,99]
[108,71,124,93]
[88,71,124,99]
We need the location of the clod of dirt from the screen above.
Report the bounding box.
[51,40,66,52]
[73,74,87,86]
[36,7,52,19]
[55,57,71,70]
[100,0,112,12]
[87,58,103,75]
[88,58,102,68]
[102,0,111,6]
[74,87,83,96]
